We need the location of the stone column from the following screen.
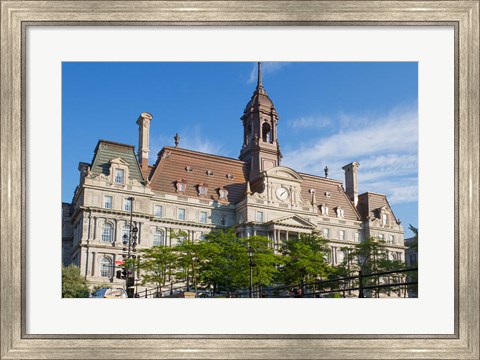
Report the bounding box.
[93,217,98,241]
[91,252,96,277]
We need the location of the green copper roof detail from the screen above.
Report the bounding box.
[90,140,144,183]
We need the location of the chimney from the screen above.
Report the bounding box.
[136,112,153,169]
[342,162,360,206]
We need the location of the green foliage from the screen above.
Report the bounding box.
[408,224,418,255]
[198,230,280,293]
[198,229,239,293]
[277,233,332,288]
[346,237,407,297]
[407,224,418,296]
[237,235,281,289]
[139,245,176,290]
[62,265,89,298]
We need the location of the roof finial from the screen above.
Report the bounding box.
[256,62,265,94]
[174,133,180,147]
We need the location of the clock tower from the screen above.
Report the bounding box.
[239,62,282,182]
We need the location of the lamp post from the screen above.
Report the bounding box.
[122,196,138,298]
[248,246,255,298]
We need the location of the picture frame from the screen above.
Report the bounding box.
[1,1,478,358]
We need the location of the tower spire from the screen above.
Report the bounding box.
[256,62,265,94]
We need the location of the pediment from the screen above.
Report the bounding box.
[109,157,130,166]
[264,166,303,181]
[270,215,316,229]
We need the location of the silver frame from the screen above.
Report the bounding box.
[1,1,478,359]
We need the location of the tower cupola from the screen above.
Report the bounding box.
[239,62,282,181]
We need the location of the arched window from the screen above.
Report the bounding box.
[100,257,112,278]
[262,122,272,142]
[247,122,252,142]
[101,223,113,242]
[153,229,164,246]
[122,224,130,242]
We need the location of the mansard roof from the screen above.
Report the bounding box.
[357,192,399,223]
[89,140,145,183]
[299,172,361,222]
[148,146,247,204]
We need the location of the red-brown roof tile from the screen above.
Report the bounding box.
[149,147,247,204]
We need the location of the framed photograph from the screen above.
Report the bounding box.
[1,1,478,359]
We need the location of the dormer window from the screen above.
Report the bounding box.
[185,166,193,173]
[206,170,214,177]
[176,179,186,193]
[378,206,388,225]
[109,158,130,185]
[197,183,208,197]
[114,168,125,184]
[218,187,229,201]
[336,207,344,218]
[320,204,329,216]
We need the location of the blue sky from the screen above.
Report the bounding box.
[62,62,418,237]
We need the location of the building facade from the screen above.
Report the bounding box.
[62,63,406,289]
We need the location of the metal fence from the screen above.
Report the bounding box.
[135,268,418,298]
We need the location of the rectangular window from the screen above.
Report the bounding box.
[114,168,125,184]
[220,215,227,226]
[154,205,163,217]
[382,213,388,225]
[323,228,330,239]
[255,211,264,223]
[389,235,394,244]
[379,233,385,241]
[339,230,345,241]
[199,211,207,224]
[104,195,112,209]
[178,208,186,221]
[124,198,132,211]
[354,232,360,242]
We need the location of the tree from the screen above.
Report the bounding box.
[174,234,203,294]
[62,265,90,298]
[196,230,280,296]
[237,236,281,294]
[406,224,418,297]
[139,245,177,296]
[196,229,235,295]
[348,237,405,297]
[277,233,332,293]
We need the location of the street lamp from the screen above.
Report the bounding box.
[248,246,255,298]
[121,196,138,297]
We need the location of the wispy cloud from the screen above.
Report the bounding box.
[248,62,290,84]
[149,126,223,162]
[287,115,332,130]
[282,106,418,204]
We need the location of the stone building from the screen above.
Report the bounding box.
[62,63,405,289]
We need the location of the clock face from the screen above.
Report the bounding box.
[276,187,289,201]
